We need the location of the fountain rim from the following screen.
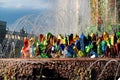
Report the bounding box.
[0,58,120,61]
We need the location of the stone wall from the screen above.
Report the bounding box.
[0,58,120,80]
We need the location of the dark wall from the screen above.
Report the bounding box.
[0,21,6,44]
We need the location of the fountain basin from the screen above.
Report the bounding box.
[0,58,120,80]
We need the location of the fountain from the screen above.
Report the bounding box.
[115,63,120,80]
[9,42,15,58]
[0,0,119,58]
[6,0,91,35]
[0,0,119,79]
[98,59,119,80]
[72,59,120,80]
[0,0,92,58]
